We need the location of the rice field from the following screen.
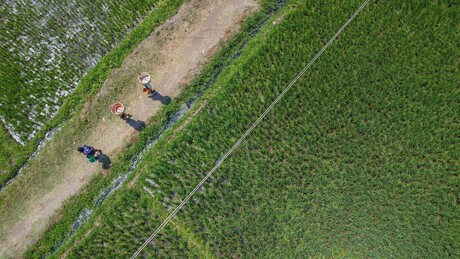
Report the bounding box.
[0,0,161,143]
[27,0,459,257]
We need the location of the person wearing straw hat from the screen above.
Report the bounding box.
[138,72,157,95]
[110,102,126,119]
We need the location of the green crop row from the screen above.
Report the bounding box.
[69,189,204,258]
[169,0,459,256]
[30,0,460,257]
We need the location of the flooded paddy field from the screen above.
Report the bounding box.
[0,0,161,143]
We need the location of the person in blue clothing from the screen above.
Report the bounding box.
[77,145,101,161]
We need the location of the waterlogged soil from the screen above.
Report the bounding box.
[0,0,258,257]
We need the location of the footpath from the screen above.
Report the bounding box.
[0,0,258,257]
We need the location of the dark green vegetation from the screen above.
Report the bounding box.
[72,189,208,258]
[0,0,186,187]
[30,0,459,257]
[0,125,24,179]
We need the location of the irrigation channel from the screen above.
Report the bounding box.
[44,2,288,255]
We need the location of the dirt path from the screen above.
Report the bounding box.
[0,0,258,257]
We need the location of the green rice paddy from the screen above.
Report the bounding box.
[26,0,459,257]
[0,0,161,143]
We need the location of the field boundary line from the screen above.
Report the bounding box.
[131,0,370,257]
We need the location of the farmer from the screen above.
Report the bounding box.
[138,72,156,95]
[110,102,126,119]
[77,145,102,162]
[143,83,157,95]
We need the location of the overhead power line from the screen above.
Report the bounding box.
[131,0,371,257]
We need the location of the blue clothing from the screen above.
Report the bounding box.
[82,145,95,156]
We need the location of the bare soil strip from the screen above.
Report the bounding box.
[0,0,258,257]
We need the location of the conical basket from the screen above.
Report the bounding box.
[138,72,151,84]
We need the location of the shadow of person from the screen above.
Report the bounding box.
[96,152,111,169]
[149,92,171,105]
[125,118,146,131]
[121,114,146,131]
